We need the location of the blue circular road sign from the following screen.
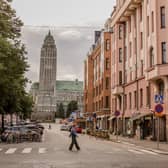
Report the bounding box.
[155,104,163,113]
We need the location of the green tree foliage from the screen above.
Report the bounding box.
[57,103,65,119]
[66,101,78,117]
[20,93,34,120]
[0,0,30,129]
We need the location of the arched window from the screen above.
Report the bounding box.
[158,80,164,96]
[150,47,154,67]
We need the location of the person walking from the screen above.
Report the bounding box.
[69,123,80,151]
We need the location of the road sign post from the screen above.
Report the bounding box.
[157,117,160,149]
[154,104,164,149]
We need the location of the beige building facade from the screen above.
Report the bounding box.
[110,0,168,141]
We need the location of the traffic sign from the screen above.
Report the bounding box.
[155,95,164,104]
[155,104,163,113]
[114,110,120,117]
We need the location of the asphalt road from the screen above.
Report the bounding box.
[0,123,168,168]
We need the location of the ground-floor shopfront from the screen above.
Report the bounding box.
[109,113,167,141]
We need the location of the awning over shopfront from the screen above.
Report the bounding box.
[131,112,152,121]
[108,116,116,120]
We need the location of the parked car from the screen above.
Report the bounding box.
[60,124,70,131]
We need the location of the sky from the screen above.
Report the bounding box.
[11,0,116,89]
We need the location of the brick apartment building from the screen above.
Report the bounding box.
[84,30,112,130]
[84,0,168,141]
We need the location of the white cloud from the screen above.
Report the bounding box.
[58,30,82,39]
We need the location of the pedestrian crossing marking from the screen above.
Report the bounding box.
[139,149,158,155]
[5,148,17,154]
[0,147,160,156]
[22,148,32,154]
[38,148,46,154]
[128,149,143,154]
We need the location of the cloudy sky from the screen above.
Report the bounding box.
[12,0,116,88]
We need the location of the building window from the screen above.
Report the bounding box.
[147,16,149,36]
[152,11,154,32]
[162,42,167,64]
[140,5,142,21]
[124,94,127,109]
[140,32,143,49]
[141,60,144,76]
[129,92,132,109]
[161,6,166,28]
[105,77,109,89]
[130,42,132,57]
[134,91,137,108]
[119,25,122,39]
[130,71,132,81]
[105,58,110,70]
[150,47,154,67]
[140,89,143,107]
[125,71,127,84]
[119,48,122,62]
[146,86,150,106]
[158,80,164,96]
[119,71,122,85]
[105,96,109,108]
[106,39,110,51]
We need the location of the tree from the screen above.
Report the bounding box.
[57,103,65,119]
[66,101,78,118]
[0,0,29,130]
[19,93,34,120]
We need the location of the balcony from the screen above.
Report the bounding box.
[111,0,141,25]
[112,85,123,95]
[146,64,168,81]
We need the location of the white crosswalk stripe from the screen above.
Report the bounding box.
[5,148,17,154]
[22,148,32,154]
[38,148,46,154]
[0,148,3,152]
[128,149,143,154]
[139,149,158,155]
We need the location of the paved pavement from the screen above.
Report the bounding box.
[109,134,168,155]
[0,123,168,168]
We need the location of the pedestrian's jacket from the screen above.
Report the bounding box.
[69,127,77,137]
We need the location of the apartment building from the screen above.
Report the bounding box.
[84,31,112,130]
[110,0,168,141]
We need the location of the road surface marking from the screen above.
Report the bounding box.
[5,148,17,154]
[140,149,158,155]
[22,148,32,154]
[128,149,143,154]
[0,148,3,152]
[38,148,46,154]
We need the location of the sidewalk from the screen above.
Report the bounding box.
[109,134,168,155]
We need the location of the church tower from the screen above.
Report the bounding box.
[39,31,57,95]
[36,31,57,121]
